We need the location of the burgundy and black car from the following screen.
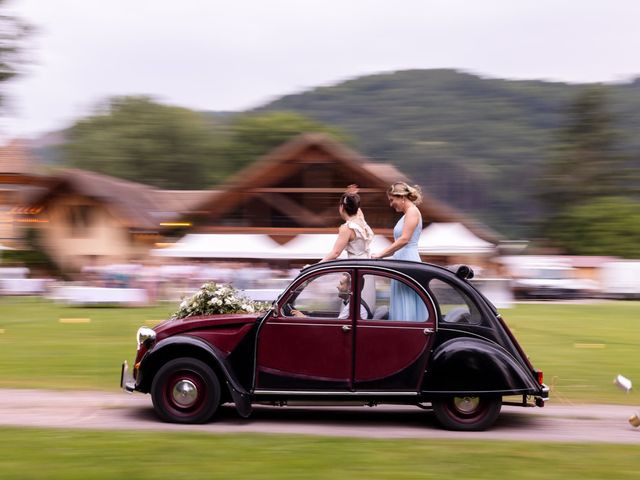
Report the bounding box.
[121,259,548,431]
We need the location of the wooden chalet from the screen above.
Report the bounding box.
[188,133,500,246]
[0,140,54,247]
[26,169,210,272]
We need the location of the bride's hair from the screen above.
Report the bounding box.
[388,182,423,205]
[340,192,360,216]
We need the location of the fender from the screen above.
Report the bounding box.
[139,335,252,417]
[421,337,539,395]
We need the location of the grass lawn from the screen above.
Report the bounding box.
[0,297,175,391]
[0,297,639,404]
[0,427,639,479]
[502,301,640,404]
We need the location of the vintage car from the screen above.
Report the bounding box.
[121,259,548,431]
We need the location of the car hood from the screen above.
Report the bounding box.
[153,313,261,338]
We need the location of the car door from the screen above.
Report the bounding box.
[354,271,436,391]
[255,270,355,391]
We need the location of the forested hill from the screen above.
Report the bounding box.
[253,69,640,237]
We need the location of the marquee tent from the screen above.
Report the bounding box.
[152,234,285,259]
[279,234,392,260]
[152,233,394,260]
[418,223,495,255]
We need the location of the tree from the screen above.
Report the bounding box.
[0,0,31,110]
[539,88,638,254]
[548,197,640,258]
[219,111,351,178]
[540,87,628,212]
[63,96,222,189]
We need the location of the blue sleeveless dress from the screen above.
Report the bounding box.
[390,215,428,321]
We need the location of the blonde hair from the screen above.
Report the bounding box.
[388,182,422,205]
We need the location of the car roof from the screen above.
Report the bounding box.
[299,259,465,286]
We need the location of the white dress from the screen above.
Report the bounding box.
[344,218,375,315]
[344,218,374,259]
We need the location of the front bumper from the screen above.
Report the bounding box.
[120,360,136,393]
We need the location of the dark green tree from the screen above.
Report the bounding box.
[63,96,222,189]
[0,0,31,110]
[549,197,640,258]
[541,87,628,211]
[539,87,637,254]
[219,111,351,177]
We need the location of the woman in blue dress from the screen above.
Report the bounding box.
[372,182,428,322]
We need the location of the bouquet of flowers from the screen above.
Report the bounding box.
[172,282,269,319]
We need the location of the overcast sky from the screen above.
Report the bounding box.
[2,0,639,141]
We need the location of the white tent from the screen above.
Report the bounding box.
[151,234,285,259]
[418,223,495,255]
[279,234,392,260]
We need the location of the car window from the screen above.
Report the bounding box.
[283,272,364,320]
[428,278,483,326]
[362,274,429,322]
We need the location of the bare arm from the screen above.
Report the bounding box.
[320,224,353,262]
[372,207,420,259]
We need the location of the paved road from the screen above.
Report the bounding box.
[1,388,639,444]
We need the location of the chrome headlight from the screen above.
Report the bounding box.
[136,326,156,349]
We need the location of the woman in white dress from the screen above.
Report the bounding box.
[320,189,375,316]
[320,191,374,262]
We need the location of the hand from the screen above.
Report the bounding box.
[345,184,359,194]
[290,309,305,317]
[371,252,382,259]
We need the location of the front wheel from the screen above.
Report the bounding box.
[151,357,221,424]
[432,395,502,431]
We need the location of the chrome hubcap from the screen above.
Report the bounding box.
[172,379,198,407]
[453,396,480,414]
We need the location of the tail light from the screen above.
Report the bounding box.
[535,369,544,385]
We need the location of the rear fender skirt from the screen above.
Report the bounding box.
[422,338,540,394]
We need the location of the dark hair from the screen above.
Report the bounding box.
[340,193,360,216]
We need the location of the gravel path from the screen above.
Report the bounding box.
[1,388,639,444]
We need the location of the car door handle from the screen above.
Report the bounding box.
[423,328,434,335]
[342,325,352,332]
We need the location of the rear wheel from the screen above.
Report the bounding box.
[151,358,221,424]
[432,395,502,431]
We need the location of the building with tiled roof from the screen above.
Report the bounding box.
[25,169,211,271]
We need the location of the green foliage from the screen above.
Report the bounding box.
[539,88,638,254]
[0,1,31,108]
[541,88,630,211]
[63,96,222,189]
[1,228,62,277]
[61,100,348,188]
[544,197,640,258]
[219,111,351,177]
